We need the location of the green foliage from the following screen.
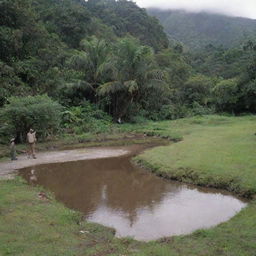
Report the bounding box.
[190,102,215,116]
[188,44,250,79]
[179,74,214,106]
[86,0,169,51]
[213,78,239,111]
[155,49,191,86]
[238,78,256,112]
[62,102,112,134]
[148,8,256,115]
[34,0,93,48]
[0,61,29,107]
[0,95,62,142]
[79,36,114,89]
[142,103,214,121]
[0,0,256,129]
[97,36,168,119]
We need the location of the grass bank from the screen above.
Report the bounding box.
[1,178,255,256]
[1,115,256,256]
[134,115,256,198]
[0,178,135,256]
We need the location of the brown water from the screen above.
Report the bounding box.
[20,145,247,241]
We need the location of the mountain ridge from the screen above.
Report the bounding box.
[147,8,256,50]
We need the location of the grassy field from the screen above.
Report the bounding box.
[134,115,256,198]
[1,115,256,256]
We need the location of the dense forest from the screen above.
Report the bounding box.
[0,0,256,142]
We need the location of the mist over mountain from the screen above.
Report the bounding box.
[148,8,256,50]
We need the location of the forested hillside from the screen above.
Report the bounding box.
[148,8,256,50]
[0,0,256,143]
[0,0,168,105]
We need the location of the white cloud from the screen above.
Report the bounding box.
[135,0,256,19]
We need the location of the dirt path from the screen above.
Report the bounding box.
[0,147,130,180]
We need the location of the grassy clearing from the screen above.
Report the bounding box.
[1,115,256,256]
[134,115,256,197]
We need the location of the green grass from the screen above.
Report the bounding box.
[1,115,256,256]
[135,115,256,197]
[0,178,135,256]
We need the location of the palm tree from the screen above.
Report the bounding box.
[67,36,115,103]
[97,36,167,119]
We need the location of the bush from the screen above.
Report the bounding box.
[190,102,215,116]
[153,104,190,120]
[128,104,193,122]
[181,74,214,106]
[129,114,148,124]
[61,101,112,134]
[144,103,215,121]
[0,95,63,143]
[212,78,239,112]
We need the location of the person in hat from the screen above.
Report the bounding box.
[10,138,17,160]
[27,128,37,159]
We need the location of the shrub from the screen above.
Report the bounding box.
[181,74,214,106]
[155,104,190,120]
[0,95,63,143]
[190,102,215,116]
[61,101,112,134]
[212,78,239,112]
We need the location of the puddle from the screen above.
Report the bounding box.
[20,145,247,241]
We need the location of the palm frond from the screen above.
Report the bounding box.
[67,52,88,70]
[65,80,94,92]
[147,69,167,81]
[134,46,153,65]
[96,58,117,80]
[97,81,123,96]
[124,80,138,94]
[146,79,169,92]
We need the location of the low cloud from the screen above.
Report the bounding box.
[135,0,256,19]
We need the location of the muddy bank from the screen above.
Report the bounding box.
[0,147,131,180]
[0,133,164,159]
[0,135,167,180]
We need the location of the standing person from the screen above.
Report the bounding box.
[27,129,37,159]
[10,138,17,160]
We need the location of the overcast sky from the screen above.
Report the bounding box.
[135,0,256,20]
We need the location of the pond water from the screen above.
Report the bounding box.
[20,145,247,241]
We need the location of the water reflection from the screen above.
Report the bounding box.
[20,150,247,241]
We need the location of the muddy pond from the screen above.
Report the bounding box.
[20,145,247,241]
